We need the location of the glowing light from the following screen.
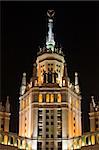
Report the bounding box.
[46,94,49,102]
[58,94,61,103]
[51,94,54,102]
[39,94,42,103]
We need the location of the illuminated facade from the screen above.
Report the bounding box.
[0,10,99,150]
[19,10,82,150]
[0,97,10,133]
[89,96,99,132]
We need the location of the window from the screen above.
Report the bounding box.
[51,134,53,138]
[58,142,62,149]
[46,116,49,119]
[34,95,38,102]
[54,94,57,102]
[46,122,49,125]
[58,94,61,103]
[46,110,49,113]
[46,94,49,103]
[50,94,54,103]
[96,124,98,128]
[51,116,54,119]
[38,142,42,149]
[39,115,42,119]
[46,142,49,145]
[46,134,49,138]
[43,94,46,102]
[51,68,53,71]
[57,109,61,114]
[51,110,54,113]
[46,128,49,132]
[39,110,42,113]
[10,137,13,144]
[39,128,42,132]
[1,124,4,130]
[58,134,61,138]
[62,94,66,102]
[51,122,54,125]
[39,94,42,103]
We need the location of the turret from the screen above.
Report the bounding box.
[89,96,99,132]
[0,97,11,132]
[6,96,10,112]
[62,63,68,87]
[75,72,80,94]
[20,72,26,96]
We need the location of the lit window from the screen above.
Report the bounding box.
[63,80,65,86]
[76,100,79,108]
[39,94,42,103]
[58,94,61,103]
[50,94,54,103]
[46,94,49,103]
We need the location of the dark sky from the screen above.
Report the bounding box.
[1,1,99,133]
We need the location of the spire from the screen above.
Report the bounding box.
[75,72,80,94]
[91,96,96,108]
[6,96,10,112]
[63,63,68,78]
[46,10,55,51]
[20,72,26,96]
[62,63,68,87]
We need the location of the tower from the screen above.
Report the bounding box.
[19,10,82,150]
[89,96,99,132]
[0,96,10,132]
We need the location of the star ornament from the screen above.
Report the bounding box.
[47,10,55,18]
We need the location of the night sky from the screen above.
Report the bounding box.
[1,1,99,134]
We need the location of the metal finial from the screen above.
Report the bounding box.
[47,10,55,18]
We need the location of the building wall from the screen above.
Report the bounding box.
[81,144,99,150]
